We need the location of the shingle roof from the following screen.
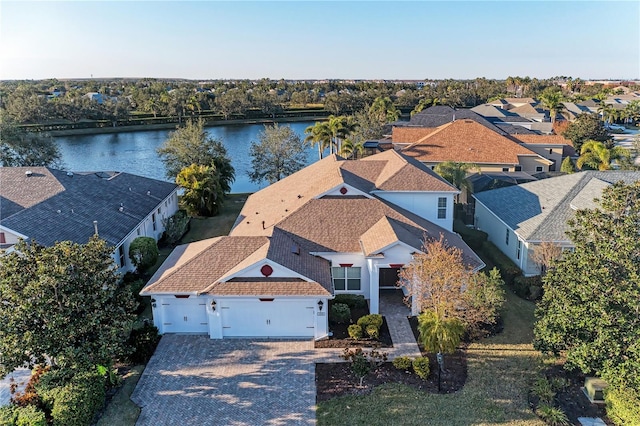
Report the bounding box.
[395,106,506,134]
[0,167,178,247]
[141,230,333,296]
[473,171,640,242]
[391,127,438,143]
[275,196,483,269]
[230,150,456,236]
[513,134,574,146]
[494,123,539,135]
[401,120,548,165]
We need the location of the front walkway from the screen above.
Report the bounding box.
[379,290,422,359]
[132,337,318,426]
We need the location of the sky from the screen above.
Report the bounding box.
[0,1,638,81]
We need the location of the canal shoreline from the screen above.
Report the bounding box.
[44,116,327,137]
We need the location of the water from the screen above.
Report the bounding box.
[54,121,321,193]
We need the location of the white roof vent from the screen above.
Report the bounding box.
[67,171,74,177]
[25,170,33,177]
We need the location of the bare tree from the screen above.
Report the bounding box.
[530,241,563,276]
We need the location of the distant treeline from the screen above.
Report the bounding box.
[0,76,630,130]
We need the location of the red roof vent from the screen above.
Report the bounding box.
[260,265,273,277]
[340,187,348,195]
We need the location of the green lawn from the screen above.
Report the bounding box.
[95,365,144,426]
[317,290,545,426]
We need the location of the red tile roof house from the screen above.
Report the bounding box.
[141,150,484,340]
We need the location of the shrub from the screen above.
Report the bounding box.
[340,348,388,387]
[454,220,488,250]
[162,210,190,246]
[127,279,148,314]
[35,367,75,395]
[392,356,412,370]
[127,323,161,364]
[49,371,106,426]
[11,365,49,408]
[536,404,570,426]
[347,324,363,340]
[14,405,46,426]
[0,406,16,425]
[481,241,521,286]
[605,386,640,426]
[365,324,380,340]
[513,275,543,300]
[531,377,555,405]
[332,294,367,309]
[412,357,430,379]
[329,303,351,324]
[128,237,159,272]
[357,314,383,330]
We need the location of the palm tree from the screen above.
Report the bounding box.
[598,103,618,124]
[339,138,364,160]
[304,121,332,159]
[434,161,477,202]
[417,309,465,377]
[369,96,400,124]
[327,115,356,155]
[623,100,640,125]
[577,140,630,171]
[539,88,564,123]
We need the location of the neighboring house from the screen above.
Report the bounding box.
[560,102,591,121]
[85,92,105,104]
[141,150,484,340]
[0,167,179,273]
[473,171,640,276]
[508,103,548,122]
[512,134,576,172]
[400,119,553,173]
[487,98,537,110]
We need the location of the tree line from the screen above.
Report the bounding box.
[3,76,635,127]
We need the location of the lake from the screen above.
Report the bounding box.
[54,121,320,194]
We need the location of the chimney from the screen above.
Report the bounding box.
[93,220,99,235]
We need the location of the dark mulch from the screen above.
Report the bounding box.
[314,307,393,348]
[316,354,467,402]
[530,365,611,425]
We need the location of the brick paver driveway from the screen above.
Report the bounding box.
[131,335,318,425]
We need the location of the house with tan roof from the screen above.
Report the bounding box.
[400,120,553,173]
[141,150,484,339]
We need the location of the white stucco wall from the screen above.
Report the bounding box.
[474,200,524,272]
[374,191,455,231]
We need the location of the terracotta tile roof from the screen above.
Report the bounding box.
[230,150,456,237]
[207,278,331,296]
[141,236,269,294]
[513,134,574,147]
[401,120,544,165]
[392,127,437,143]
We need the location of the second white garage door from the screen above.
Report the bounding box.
[220,299,315,338]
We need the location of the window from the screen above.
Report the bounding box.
[0,232,5,244]
[505,228,510,245]
[118,245,126,268]
[332,267,361,291]
[502,167,509,172]
[515,165,522,172]
[536,166,544,172]
[152,213,157,231]
[437,197,447,219]
[516,240,521,259]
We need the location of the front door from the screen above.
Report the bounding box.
[379,267,401,289]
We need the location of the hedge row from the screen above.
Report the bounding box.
[480,241,521,286]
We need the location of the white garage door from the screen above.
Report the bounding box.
[161,297,208,334]
[221,299,315,337]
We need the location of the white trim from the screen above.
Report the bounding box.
[314,183,373,199]
[0,225,28,240]
[217,259,315,284]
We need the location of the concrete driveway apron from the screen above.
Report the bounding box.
[132,335,318,425]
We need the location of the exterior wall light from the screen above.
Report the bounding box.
[151,298,157,308]
[211,299,217,311]
[317,300,324,311]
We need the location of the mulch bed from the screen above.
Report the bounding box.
[316,353,467,402]
[407,315,504,347]
[530,365,611,425]
[314,307,393,349]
